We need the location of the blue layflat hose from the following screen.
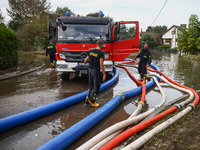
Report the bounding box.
[0,67,119,133]
[37,64,160,150]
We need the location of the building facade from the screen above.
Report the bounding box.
[162,25,179,48]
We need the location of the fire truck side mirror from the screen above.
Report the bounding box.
[48,22,52,40]
[62,26,67,31]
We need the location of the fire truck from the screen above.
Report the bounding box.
[48,12,139,80]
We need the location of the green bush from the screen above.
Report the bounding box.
[157,45,171,49]
[140,33,156,49]
[0,24,19,69]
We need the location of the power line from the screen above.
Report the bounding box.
[151,0,168,26]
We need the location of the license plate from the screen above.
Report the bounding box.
[81,70,87,74]
[78,63,89,67]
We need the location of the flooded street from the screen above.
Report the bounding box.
[1,50,200,150]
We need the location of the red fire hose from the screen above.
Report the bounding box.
[120,58,139,64]
[99,107,177,150]
[116,64,146,104]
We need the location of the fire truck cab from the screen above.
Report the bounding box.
[48,12,139,80]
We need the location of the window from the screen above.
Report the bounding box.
[117,23,136,41]
[165,39,171,45]
[172,31,176,35]
[58,24,111,42]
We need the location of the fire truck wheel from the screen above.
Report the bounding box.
[61,73,70,80]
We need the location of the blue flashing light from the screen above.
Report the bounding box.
[99,11,104,17]
[66,11,70,16]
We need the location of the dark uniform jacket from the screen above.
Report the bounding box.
[46,44,56,56]
[136,48,151,65]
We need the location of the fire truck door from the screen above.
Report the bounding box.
[112,21,139,62]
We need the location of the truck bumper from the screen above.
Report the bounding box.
[56,60,113,74]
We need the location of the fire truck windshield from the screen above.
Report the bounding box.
[58,24,110,42]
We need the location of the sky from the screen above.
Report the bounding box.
[0,0,200,31]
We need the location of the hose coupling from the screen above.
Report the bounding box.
[153,106,159,110]
[173,104,182,110]
[119,93,126,102]
[187,103,196,110]
[137,101,145,107]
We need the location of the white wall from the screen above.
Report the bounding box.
[162,26,178,48]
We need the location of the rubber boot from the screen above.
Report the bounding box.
[50,63,53,69]
[85,96,91,105]
[90,93,99,107]
[52,60,56,68]
[139,75,143,82]
[143,76,146,84]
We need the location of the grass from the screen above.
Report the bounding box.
[181,53,200,60]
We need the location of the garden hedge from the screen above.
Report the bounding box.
[0,24,19,69]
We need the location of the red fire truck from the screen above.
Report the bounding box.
[48,12,139,80]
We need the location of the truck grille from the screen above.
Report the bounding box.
[59,52,88,62]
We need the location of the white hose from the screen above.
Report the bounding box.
[130,103,143,118]
[77,76,166,150]
[148,74,194,107]
[122,106,193,150]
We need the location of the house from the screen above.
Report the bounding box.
[162,24,187,48]
[162,25,180,48]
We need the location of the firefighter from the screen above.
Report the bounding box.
[84,40,106,107]
[136,43,151,83]
[46,40,56,69]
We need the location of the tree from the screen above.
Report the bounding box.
[17,15,49,51]
[177,14,200,53]
[177,25,189,52]
[55,7,74,16]
[187,14,200,52]
[140,33,156,49]
[146,25,167,36]
[7,0,50,50]
[0,9,4,24]
[86,12,114,24]
[8,15,23,31]
[7,0,50,31]
[87,12,99,17]
[119,25,136,40]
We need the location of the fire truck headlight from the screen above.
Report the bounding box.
[59,54,66,59]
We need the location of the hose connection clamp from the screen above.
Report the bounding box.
[173,104,182,110]
[137,101,145,107]
[153,106,159,110]
[119,93,126,102]
[187,103,196,110]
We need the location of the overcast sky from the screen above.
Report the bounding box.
[1,0,200,30]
